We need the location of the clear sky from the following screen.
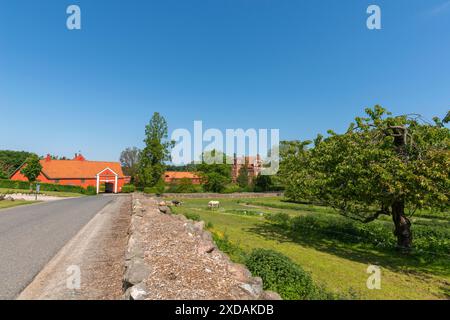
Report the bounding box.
[1,0,449,161]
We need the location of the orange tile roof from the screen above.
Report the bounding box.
[164,171,200,179]
[40,159,126,179]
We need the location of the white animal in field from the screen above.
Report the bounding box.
[208,201,220,209]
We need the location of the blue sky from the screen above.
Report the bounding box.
[1,0,449,161]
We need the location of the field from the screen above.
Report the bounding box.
[0,188,84,198]
[171,197,450,300]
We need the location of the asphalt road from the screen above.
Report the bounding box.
[0,195,116,299]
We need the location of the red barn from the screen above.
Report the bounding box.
[10,154,130,194]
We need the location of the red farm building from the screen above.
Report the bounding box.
[10,154,130,194]
[163,171,201,185]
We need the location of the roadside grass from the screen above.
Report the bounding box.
[171,197,450,300]
[0,188,84,198]
[0,200,36,210]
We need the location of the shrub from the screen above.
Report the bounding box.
[253,175,273,192]
[184,212,200,221]
[143,187,154,194]
[265,212,291,228]
[212,232,247,264]
[121,184,136,193]
[143,180,165,195]
[0,169,8,179]
[166,178,200,193]
[245,249,319,300]
[0,179,30,190]
[83,186,97,195]
[221,184,243,194]
[202,172,229,193]
[154,179,166,195]
[0,179,84,194]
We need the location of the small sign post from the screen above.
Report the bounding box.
[35,183,40,201]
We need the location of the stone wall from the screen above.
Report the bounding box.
[122,194,281,300]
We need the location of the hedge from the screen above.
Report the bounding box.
[0,179,85,194]
[121,184,136,193]
[245,249,335,300]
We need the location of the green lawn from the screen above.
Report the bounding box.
[0,188,84,198]
[171,197,450,300]
[0,199,36,210]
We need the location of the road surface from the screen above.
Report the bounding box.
[0,195,116,299]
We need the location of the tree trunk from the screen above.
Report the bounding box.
[392,200,412,251]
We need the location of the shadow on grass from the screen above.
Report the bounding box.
[246,222,450,281]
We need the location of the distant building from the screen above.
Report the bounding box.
[10,153,130,194]
[163,171,201,185]
[231,154,262,184]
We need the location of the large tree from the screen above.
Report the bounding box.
[138,113,172,187]
[197,150,232,193]
[20,154,43,189]
[280,106,449,250]
[120,147,141,182]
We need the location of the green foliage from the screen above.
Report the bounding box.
[197,150,232,193]
[266,211,450,255]
[184,212,201,221]
[0,170,8,179]
[138,112,173,187]
[143,179,165,195]
[237,162,249,188]
[280,106,450,247]
[20,154,42,184]
[202,172,229,193]
[143,187,153,194]
[265,212,290,228]
[211,232,247,264]
[221,184,244,194]
[0,150,33,177]
[82,186,97,195]
[246,249,329,300]
[166,178,200,193]
[0,179,37,190]
[281,106,450,217]
[121,184,136,193]
[0,179,86,194]
[226,209,262,217]
[166,163,199,172]
[253,175,273,192]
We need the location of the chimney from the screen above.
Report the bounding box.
[74,153,86,161]
[45,154,51,162]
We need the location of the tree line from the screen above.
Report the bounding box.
[120,113,276,193]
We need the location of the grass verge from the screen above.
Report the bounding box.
[171,197,450,300]
[0,188,84,198]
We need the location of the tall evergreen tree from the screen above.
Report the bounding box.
[138,113,172,187]
[236,159,249,188]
